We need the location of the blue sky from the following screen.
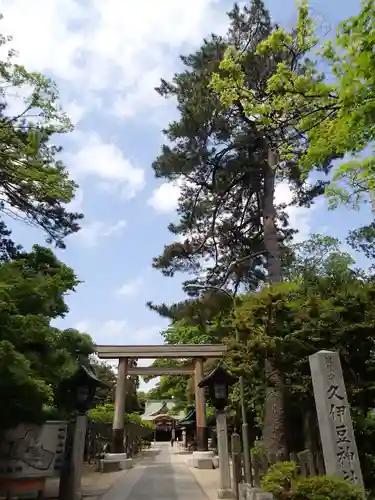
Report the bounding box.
[1,0,370,390]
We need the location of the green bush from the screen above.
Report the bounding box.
[42,405,67,421]
[261,461,297,500]
[88,403,155,430]
[251,440,267,458]
[88,403,115,424]
[261,461,363,500]
[293,475,363,500]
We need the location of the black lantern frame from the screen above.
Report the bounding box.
[57,362,105,414]
[198,364,237,411]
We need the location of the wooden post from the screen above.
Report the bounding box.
[194,357,208,451]
[112,357,128,453]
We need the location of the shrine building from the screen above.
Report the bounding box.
[141,400,185,441]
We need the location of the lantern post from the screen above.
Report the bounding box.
[58,362,104,500]
[185,284,252,484]
[199,364,237,499]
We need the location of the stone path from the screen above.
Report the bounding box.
[45,462,129,499]
[101,443,211,500]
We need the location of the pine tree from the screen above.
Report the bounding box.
[150,0,329,454]
[153,1,294,293]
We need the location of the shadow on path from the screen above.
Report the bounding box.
[100,443,209,500]
[136,447,162,463]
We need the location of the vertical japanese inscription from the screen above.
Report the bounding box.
[310,351,363,489]
[324,354,358,483]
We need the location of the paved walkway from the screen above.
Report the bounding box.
[45,463,128,498]
[101,443,211,500]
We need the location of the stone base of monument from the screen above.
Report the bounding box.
[104,452,127,461]
[100,460,120,472]
[218,488,234,499]
[100,453,133,472]
[239,484,274,500]
[119,458,133,470]
[192,450,214,469]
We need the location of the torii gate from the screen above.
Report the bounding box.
[96,344,227,453]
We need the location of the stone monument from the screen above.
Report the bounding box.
[309,350,364,488]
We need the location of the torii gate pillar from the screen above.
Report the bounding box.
[112,357,128,453]
[194,357,208,451]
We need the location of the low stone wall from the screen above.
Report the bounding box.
[239,484,274,500]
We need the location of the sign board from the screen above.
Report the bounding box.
[0,421,67,479]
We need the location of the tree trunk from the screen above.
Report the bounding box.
[261,148,287,456]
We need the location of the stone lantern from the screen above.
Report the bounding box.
[58,361,104,500]
[199,364,237,499]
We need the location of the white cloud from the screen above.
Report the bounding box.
[73,319,163,391]
[74,319,128,345]
[147,180,182,213]
[63,102,87,127]
[67,187,84,213]
[67,133,145,199]
[0,1,228,200]
[74,219,126,247]
[76,318,163,346]
[102,319,128,337]
[134,326,164,345]
[102,220,127,236]
[73,320,90,332]
[63,94,103,126]
[275,182,322,242]
[0,0,227,121]
[110,67,166,120]
[116,277,143,298]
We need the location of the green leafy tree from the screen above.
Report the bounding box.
[307,0,375,202]
[347,222,375,262]
[284,233,356,282]
[0,23,82,248]
[147,294,232,408]
[0,21,90,430]
[0,245,94,429]
[209,0,375,452]
[228,235,375,487]
[211,0,375,212]
[151,0,300,298]
[91,360,117,403]
[151,0,341,454]
[0,221,22,262]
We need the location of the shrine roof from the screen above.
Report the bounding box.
[141,399,185,421]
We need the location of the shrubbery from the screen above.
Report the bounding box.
[88,403,155,431]
[261,462,363,500]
